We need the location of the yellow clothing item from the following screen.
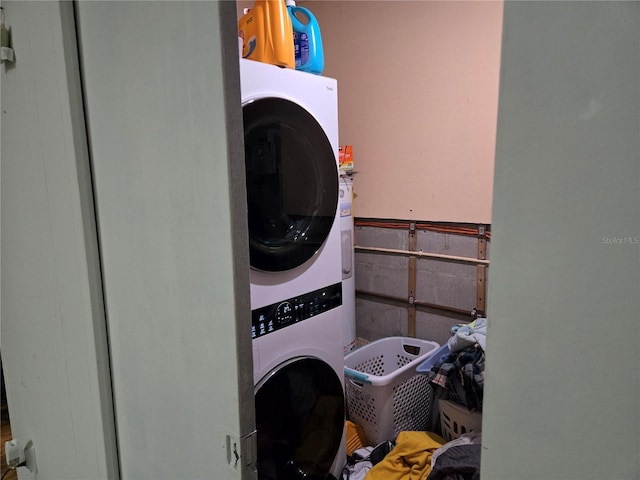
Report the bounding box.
[365,431,446,480]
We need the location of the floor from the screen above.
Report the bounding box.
[1,363,17,480]
[1,405,17,480]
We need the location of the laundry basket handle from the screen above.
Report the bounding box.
[344,367,371,385]
[401,337,432,356]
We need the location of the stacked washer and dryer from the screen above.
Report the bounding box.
[240,58,347,480]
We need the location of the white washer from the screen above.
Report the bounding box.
[241,59,346,480]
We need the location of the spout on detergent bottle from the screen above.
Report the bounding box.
[286,0,324,75]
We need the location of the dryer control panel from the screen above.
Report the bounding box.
[251,283,342,339]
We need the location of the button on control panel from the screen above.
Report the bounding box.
[251,283,342,339]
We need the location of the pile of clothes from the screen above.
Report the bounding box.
[342,431,481,480]
[427,318,487,411]
[340,318,487,480]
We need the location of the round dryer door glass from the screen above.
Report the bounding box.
[255,357,344,480]
[243,98,338,272]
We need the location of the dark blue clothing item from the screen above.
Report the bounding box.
[427,344,484,411]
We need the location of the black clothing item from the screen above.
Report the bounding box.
[427,444,481,480]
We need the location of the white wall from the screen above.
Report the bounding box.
[482,2,639,478]
[1,2,118,478]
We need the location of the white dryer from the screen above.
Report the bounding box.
[240,58,346,480]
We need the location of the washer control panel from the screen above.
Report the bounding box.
[251,283,342,339]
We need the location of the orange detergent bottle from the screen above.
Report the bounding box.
[238,0,295,69]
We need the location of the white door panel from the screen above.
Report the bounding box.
[75,2,254,478]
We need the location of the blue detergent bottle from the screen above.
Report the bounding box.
[286,0,324,75]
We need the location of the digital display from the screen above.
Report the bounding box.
[251,283,342,339]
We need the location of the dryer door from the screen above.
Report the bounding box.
[243,98,338,272]
[255,357,345,480]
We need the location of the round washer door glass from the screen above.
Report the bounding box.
[243,98,338,272]
[255,357,345,480]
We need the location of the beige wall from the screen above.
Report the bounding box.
[237,1,503,223]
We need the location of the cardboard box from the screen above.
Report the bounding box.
[339,145,354,172]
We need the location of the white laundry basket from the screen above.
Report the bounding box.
[344,336,440,445]
[438,399,483,441]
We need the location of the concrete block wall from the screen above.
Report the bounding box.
[354,224,489,346]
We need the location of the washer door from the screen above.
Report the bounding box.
[255,357,344,480]
[243,98,338,272]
